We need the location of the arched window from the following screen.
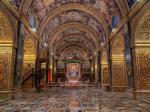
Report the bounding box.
[10,0,21,7]
[100,33,105,43]
[112,16,119,29]
[128,0,138,8]
[29,15,37,32]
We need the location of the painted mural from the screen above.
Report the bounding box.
[24,0,122,45]
[67,63,80,77]
[43,10,105,41]
[30,0,121,23]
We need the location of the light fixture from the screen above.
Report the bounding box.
[43,42,48,47]
[112,28,116,32]
[51,52,54,55]
[32,27,36,32]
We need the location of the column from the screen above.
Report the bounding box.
[14,21,24,89]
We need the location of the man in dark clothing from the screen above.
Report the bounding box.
[34,70,41,91]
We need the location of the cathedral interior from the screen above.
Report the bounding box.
[0,0,150,112]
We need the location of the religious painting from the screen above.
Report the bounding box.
[67,63,81,78]
[66,63,81,85]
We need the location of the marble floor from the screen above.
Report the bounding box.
[0,87,150,112]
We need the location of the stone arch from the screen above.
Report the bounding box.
[0,11,15,90]
[111,34,127,91]
[132,9,150,90]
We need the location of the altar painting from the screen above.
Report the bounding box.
[67,63,81,78]
[66,63,81,86]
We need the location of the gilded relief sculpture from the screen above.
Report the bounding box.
[0,54,9,89]
[103,67,109,84]
[111,35,127,91]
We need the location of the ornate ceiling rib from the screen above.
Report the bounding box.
[38,3,110,39]
[48,22,100,50]
[19,0,33,14]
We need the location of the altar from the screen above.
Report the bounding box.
[66,63,81,87]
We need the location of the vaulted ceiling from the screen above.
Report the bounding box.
[14,0,129,60]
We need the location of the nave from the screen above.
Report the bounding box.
[0,0,150,112]
[0,87,150,112]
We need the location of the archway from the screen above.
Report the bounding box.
[39,3,110,39]
[111,35,127,91]
[0,11,15,90]
[133,10,150,90]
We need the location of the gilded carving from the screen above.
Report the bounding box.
[102,66,109,84]
[0,12,12,41]
[112,62,126,87]
[139,32,149,41]
[111,34,127,89]
[24,37,36,55]
[23,36,36,77]
[0,54,9,89]
[0,11,13,90]
[135,49,150,89]
[133,11,150,91]
[101,50,109,85]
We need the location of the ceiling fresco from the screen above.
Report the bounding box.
[30,0,121,23]
[27,0,121,44]
[53,29,95,56]
[43,10,104,37]
[14,0,125,59]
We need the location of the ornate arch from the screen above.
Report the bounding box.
[0,11,13,43]
[111,34,127,91]
[24,35,37,55]
[0,10,15,90]
[19,0,33,15]
[134,11,150,43]
[38,3,110,38]
[48,22,100,50]
[131,2,150,46]
[111,34,125,56]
